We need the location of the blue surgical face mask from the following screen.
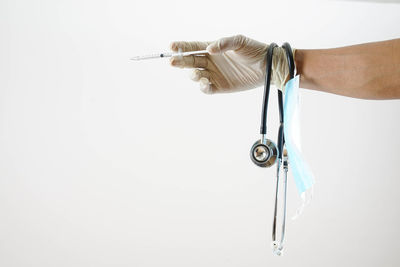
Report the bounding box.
[284,75,315,218]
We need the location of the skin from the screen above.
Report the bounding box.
[295,39,400,99]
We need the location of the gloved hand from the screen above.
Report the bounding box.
[169,34,295,94]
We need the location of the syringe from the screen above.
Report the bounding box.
[130,50,208,61]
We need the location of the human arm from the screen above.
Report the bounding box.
[170,35,400,99]
[295,39,400,99]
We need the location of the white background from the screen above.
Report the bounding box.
[1,0,400,266]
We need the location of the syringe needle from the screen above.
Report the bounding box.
[130,50,208,61]
[130,53,172,61]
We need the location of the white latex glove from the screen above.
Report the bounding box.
[170,34,294,94]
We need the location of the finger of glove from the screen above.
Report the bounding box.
[206,34,248,54]
[190,69,210,81]
[199,77,216,95]
[170,55,208,68]
[170,41,208,52]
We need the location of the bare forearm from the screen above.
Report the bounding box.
[295,39,400,99]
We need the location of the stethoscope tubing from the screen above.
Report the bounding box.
[256,42,295,255]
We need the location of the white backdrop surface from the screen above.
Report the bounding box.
[1,0,400,266]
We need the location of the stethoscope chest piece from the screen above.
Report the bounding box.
[250,139,278,168]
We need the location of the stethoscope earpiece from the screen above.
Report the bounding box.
[250,139,278,168]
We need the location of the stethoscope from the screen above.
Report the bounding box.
[249,42,294,256]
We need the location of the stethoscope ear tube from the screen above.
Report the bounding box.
[272,42,295,256]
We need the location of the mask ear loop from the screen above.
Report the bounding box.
[271,42,295,256]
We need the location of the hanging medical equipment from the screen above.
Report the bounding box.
[131,41,313,256]
[250,42,295,256]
